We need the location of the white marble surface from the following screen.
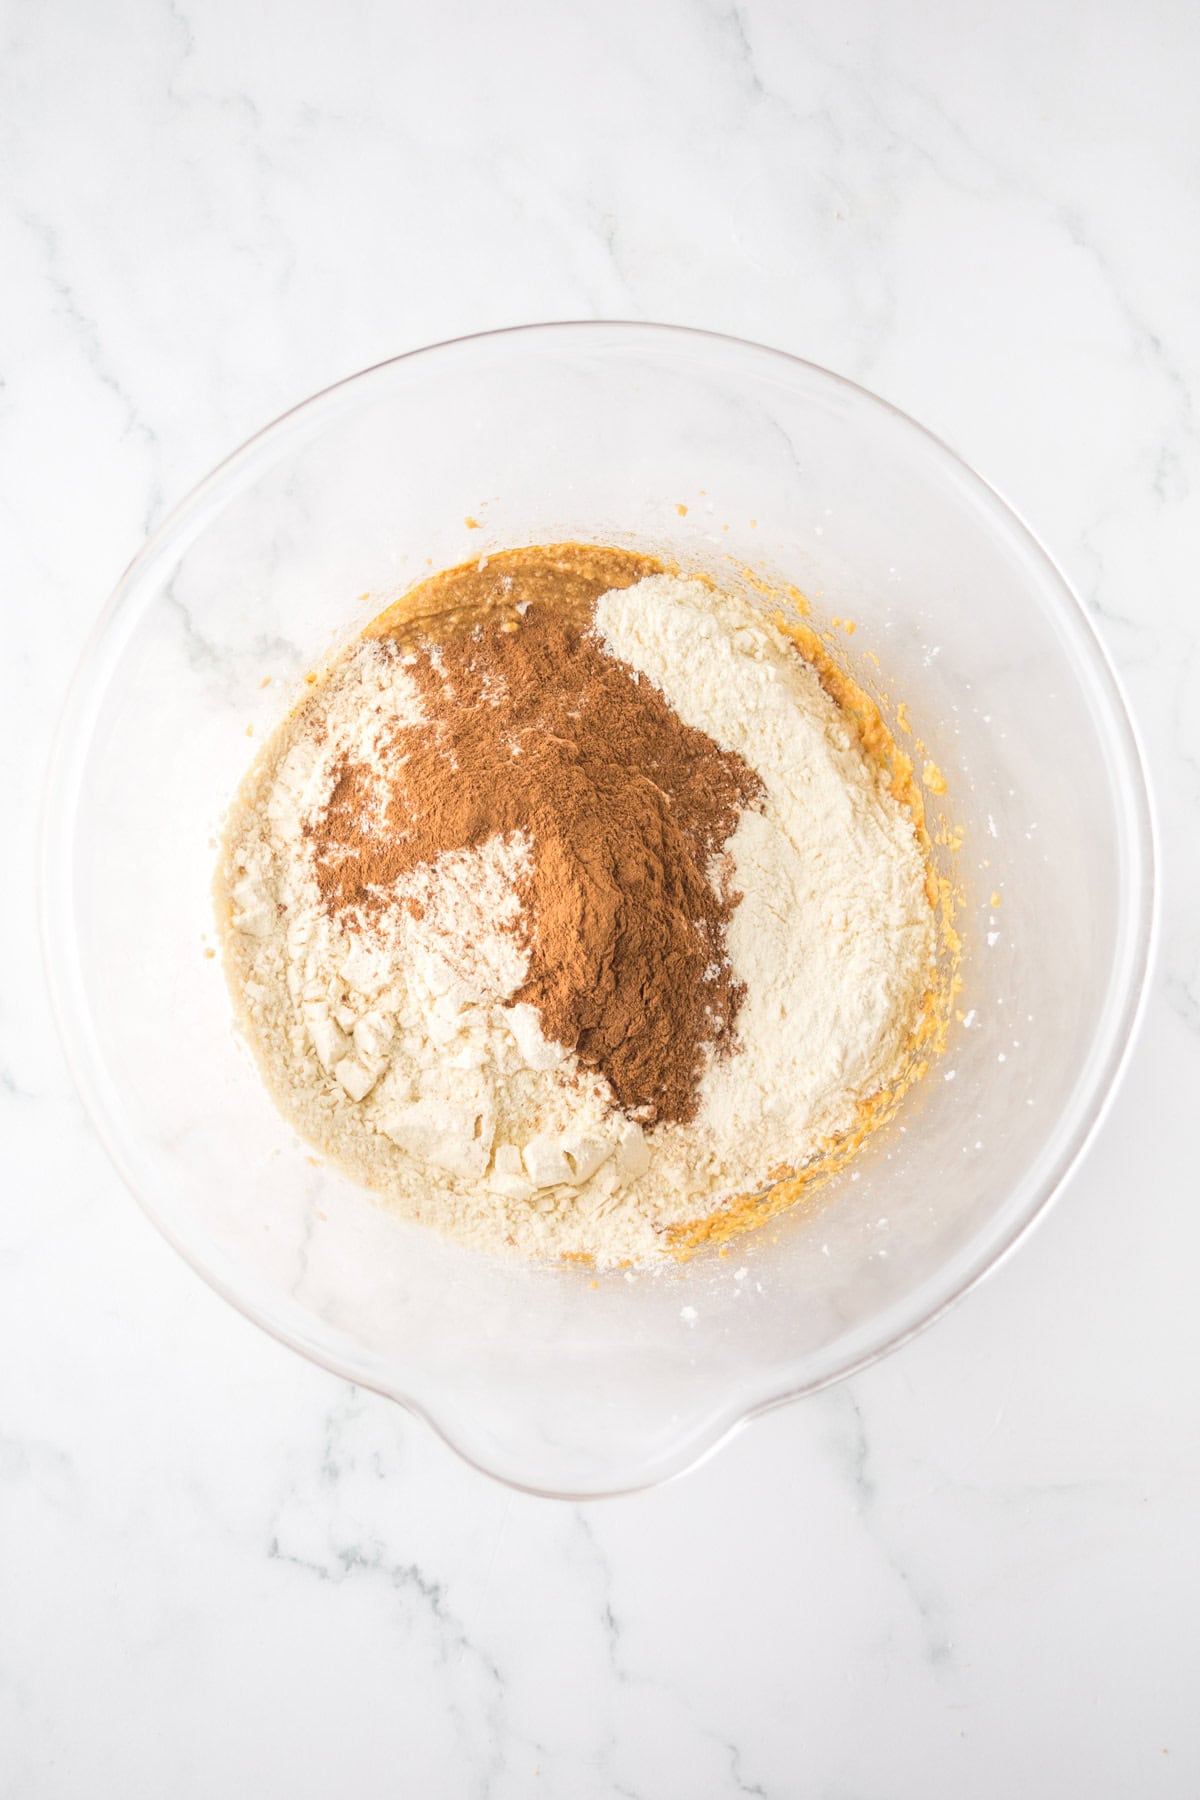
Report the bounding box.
[3,0,1198,1792]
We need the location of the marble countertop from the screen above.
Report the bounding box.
[4,1,1198,1793]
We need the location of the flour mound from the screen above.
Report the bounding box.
[216,572,935,1264]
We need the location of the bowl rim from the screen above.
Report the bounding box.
[40,319,1159,1498]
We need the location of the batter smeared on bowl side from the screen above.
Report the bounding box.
[215,544,937,1264]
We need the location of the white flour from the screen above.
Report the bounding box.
[594,577,935,1192]
[217,577,935,1263]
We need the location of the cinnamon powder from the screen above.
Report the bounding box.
[305,547,763,1125]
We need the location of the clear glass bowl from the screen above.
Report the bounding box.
[42,324,1155,1497]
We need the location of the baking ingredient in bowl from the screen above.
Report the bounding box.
[216,546,936,1263]
[306,592,761,1125]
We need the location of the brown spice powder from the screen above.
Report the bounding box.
[305,547,764,1125]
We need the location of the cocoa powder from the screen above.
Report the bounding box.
[306,547,763,1125]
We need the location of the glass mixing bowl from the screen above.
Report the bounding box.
[41,323,1155,1497]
